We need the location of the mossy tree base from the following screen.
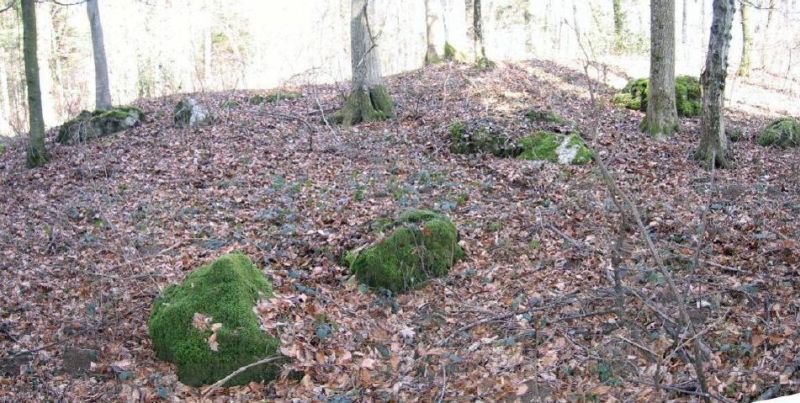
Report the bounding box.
[348,210,463,293]
[639,117,679,139]
[148,253,282,387]
[26,140,49,168]
[334,86,395,127]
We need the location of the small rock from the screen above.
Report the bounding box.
[173,97,212,128]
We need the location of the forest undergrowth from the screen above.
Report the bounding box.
[0,60,798,402]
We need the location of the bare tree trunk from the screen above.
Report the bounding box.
[695,0,734,168]
[735,1,751,77]
[642,0,678,138]
[425,0,445,64]
[473,0,487,62]
[0,50,11,134]
[335,0,394,127]
[87,0,112,110]
[21,0,48,167]
[613,0,624,51]
[681,0,688,45]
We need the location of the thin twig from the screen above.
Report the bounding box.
[201,355,284,398]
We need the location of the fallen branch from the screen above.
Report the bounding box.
[201,355,284,398]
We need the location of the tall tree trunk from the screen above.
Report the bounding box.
[695,0,734,168]
[642,0,678,138]
[424,0,445,64]
[473,0,487,62]
[613,0,624,51]
[0,49,11,134]
[335,0,394,127]
[735,1,751,77]
[681,0,688,45]
[21,0,48,167]
[87,0,112,110]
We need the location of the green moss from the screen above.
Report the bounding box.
[614,76,700,117]
[449,121,519,157]
[526,109,566,124]
[57,106,144,145]
[334,86,394,127]
[148,253,282,386]
[675,75,701,117]
[444,42,457,60]
[349,210,463,293]
[757,118,800,148]
[220,99,241,109]
[517,132,592,165]
[517,131,560,163]
[248,91,300,105]
[0,143,5,155]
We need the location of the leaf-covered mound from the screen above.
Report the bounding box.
[349,210,464,293]
[449,119,520,157]
[757,117,800,148]
[57,106,144,145]
[518,132,594,165]
[612,76,701,117]
[148,253,281,387]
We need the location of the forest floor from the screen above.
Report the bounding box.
[0,60,798,402]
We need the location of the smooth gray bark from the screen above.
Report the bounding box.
[424,0,445,64]
[22,0,48,167]
[335,0,394,127]
[87,0,112,110]
[695,0,735,168]
[643,0,678,139]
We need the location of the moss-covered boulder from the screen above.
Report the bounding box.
[148,253,281,387]
[249,91,301,105]
[757,118,800,148]
[349,210,463,293]
[613,76,701,117]
[525,108,566,124]
[449,120,520,157]
[173,97,212,128]
[518,132,593,165]
[56,106,143,145]
[675,75,702,117]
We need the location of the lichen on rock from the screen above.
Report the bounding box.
[148,253,282,387]
[348,210,463,293]
[57,106,144,145]
[517,132,593,165]
[173,97,212,128]
[757,117,800,148]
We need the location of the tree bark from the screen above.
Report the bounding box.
[473,0,487,62]
[642,0,678,138]
[424,0,445,64]
[681,0,688,45]
[335,0,394,127]
[695,0,734,168]
[21,0,49,167]
[613,0,624,51]
[735,1,751,77]
[0,49,11,135]
[87,0,112,110]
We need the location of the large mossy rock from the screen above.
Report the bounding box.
[148,253,281,387]
[518,132,593,165]
[57,107,143,145]
[612,76,701,117]
[449,120,520,157]
[757,118,800,148]
[349,210,464,293]
[173,97,212,128]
